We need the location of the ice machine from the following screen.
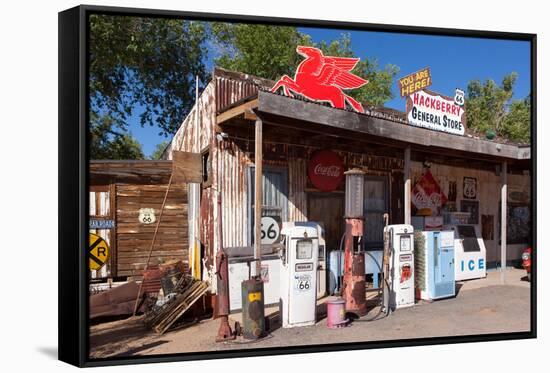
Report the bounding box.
[444,224,486,281]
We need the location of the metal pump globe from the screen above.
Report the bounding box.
[344,169,365,218]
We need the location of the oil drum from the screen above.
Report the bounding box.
[241,277,265,339]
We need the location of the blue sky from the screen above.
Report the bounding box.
[126,28,531,158]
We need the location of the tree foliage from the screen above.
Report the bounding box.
[90,113,144,159]
[211,23,311,81]
[212,25,399,106]
[89,15,208,136]
[150,140,170,160]
[501,96,531,142]
[466,73,530,142]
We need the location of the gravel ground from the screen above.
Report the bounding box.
[89,268,531,358]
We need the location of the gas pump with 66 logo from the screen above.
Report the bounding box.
[386,224,415,310]
[279,222,319,328]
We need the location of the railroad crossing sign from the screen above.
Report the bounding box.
[89,233,110,271]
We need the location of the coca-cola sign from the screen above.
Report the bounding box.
[308,150,344,192]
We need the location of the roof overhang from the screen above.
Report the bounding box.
[255,90,530,162]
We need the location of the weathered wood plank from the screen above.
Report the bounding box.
[257,91,528,160]
[216,98,258,124]
[172,151,202,183]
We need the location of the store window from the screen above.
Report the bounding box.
[248,166,289,244]
[363,176,388,250]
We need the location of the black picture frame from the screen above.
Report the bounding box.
[461,200,480,225]
[58,4,537,367]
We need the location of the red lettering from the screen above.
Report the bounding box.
[413,93,419,105]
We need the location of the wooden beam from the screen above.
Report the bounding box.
[404,147,411,225]
[501,161,508,283]
[254,118,263,278]
[244,109,258,121]
[257,91,528,160]
[216,98,259,124]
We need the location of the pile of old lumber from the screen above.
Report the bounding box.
[145,277,209,334]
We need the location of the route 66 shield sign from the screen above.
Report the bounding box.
[454,88,465,106]
[138,208,156,224]
[463,177,477,199]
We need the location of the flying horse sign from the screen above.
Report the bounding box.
[271,46,368,112]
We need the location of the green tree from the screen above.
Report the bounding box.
[501,96,531,143]
[90,113,144,159]
[150,140,170,160]
[466,72,531,142]
[211,23,311,80]
[89,15,208,137]
[212,26,399,106]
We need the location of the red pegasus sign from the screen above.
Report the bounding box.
[271,46,368,112]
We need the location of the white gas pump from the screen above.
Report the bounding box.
[279,222,319,328]
[385,224,415,310]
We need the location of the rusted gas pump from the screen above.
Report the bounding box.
[215,195,237,342]
[342,169,367,316]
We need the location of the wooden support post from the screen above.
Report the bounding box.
[501,161,508,283]
[404,146,411,226]
[253,118,263,278]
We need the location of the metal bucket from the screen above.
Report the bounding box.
[326,298,348,329]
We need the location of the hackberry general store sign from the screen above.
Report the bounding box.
[406,89,467,136]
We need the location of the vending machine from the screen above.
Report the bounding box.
[385,224,415,310]
[444,225,486,281]
[279,222,319,328]
[415,231,456,300]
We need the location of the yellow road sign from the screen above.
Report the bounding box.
[89,233,110,271]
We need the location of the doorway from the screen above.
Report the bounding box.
[308,193,345,251]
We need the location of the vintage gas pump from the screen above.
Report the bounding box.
[385,224,415,310]
[342,169,367,316]
[279,222,319,328]
[215,195,236,342]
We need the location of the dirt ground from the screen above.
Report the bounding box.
[89,268,531,358]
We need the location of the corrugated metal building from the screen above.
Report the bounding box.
[165,67,532,290]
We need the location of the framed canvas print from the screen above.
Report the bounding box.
[58,4,536,367]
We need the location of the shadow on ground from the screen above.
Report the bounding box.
[36,346,58,360]
[111,340,170,357]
